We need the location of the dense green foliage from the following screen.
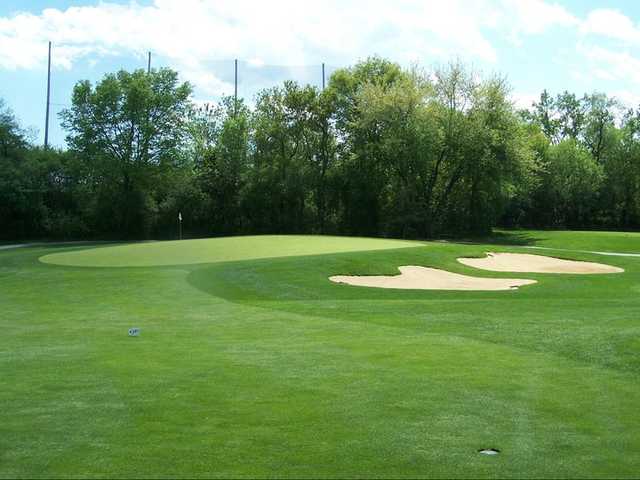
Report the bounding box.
[3,59,640,240]
[2,231,640,477]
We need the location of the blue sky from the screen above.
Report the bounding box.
[2,0,640,147]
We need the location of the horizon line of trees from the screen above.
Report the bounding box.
[2,57,640,241]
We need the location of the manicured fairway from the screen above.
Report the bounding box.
[1,231,640,478]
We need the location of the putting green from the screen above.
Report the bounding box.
[40,235,424,267]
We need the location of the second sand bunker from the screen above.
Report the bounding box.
[458,252,624,274]
[329,266,536,291]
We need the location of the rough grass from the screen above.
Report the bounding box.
[1,232,639,478]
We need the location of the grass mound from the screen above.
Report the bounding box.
[39,235,423,267]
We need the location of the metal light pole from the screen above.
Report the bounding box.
[147,51,151,74]
[44,41,52,149]
[322,62,325,90]
[234,59,238,116]
[234,59,238,101]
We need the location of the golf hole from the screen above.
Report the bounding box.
[478,448,500,455]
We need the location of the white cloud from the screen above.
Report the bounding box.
[9,0,640,99]
[592,68,616,82]
[500,0,578,39]
[612,90,640,109]
[0,0,496,71]
[579,44,640,85]
[512,92,539,110]
[0,0,587,95]
[581,9,640,44]
[573,9,640,89]
[247,58,265,68]
[182,69,234,97]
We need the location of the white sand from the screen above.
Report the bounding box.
[458,252,624,274]
[329,266,536,291]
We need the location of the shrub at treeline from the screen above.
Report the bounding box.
[2,58,640,240]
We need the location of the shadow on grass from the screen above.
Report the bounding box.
[438,230,546,246]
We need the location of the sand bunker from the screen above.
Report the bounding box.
[329,266,536,291]
[458,252,624,274]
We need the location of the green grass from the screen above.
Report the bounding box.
[2,232,640,478]
[490,228,640,253]
[40,235,422,267]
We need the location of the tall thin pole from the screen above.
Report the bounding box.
[147,51,151,74]
[44,41,52,149]
[234,59,238,116]
[322,62,325,91]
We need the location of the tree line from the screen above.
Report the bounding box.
[2,57,640,241]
